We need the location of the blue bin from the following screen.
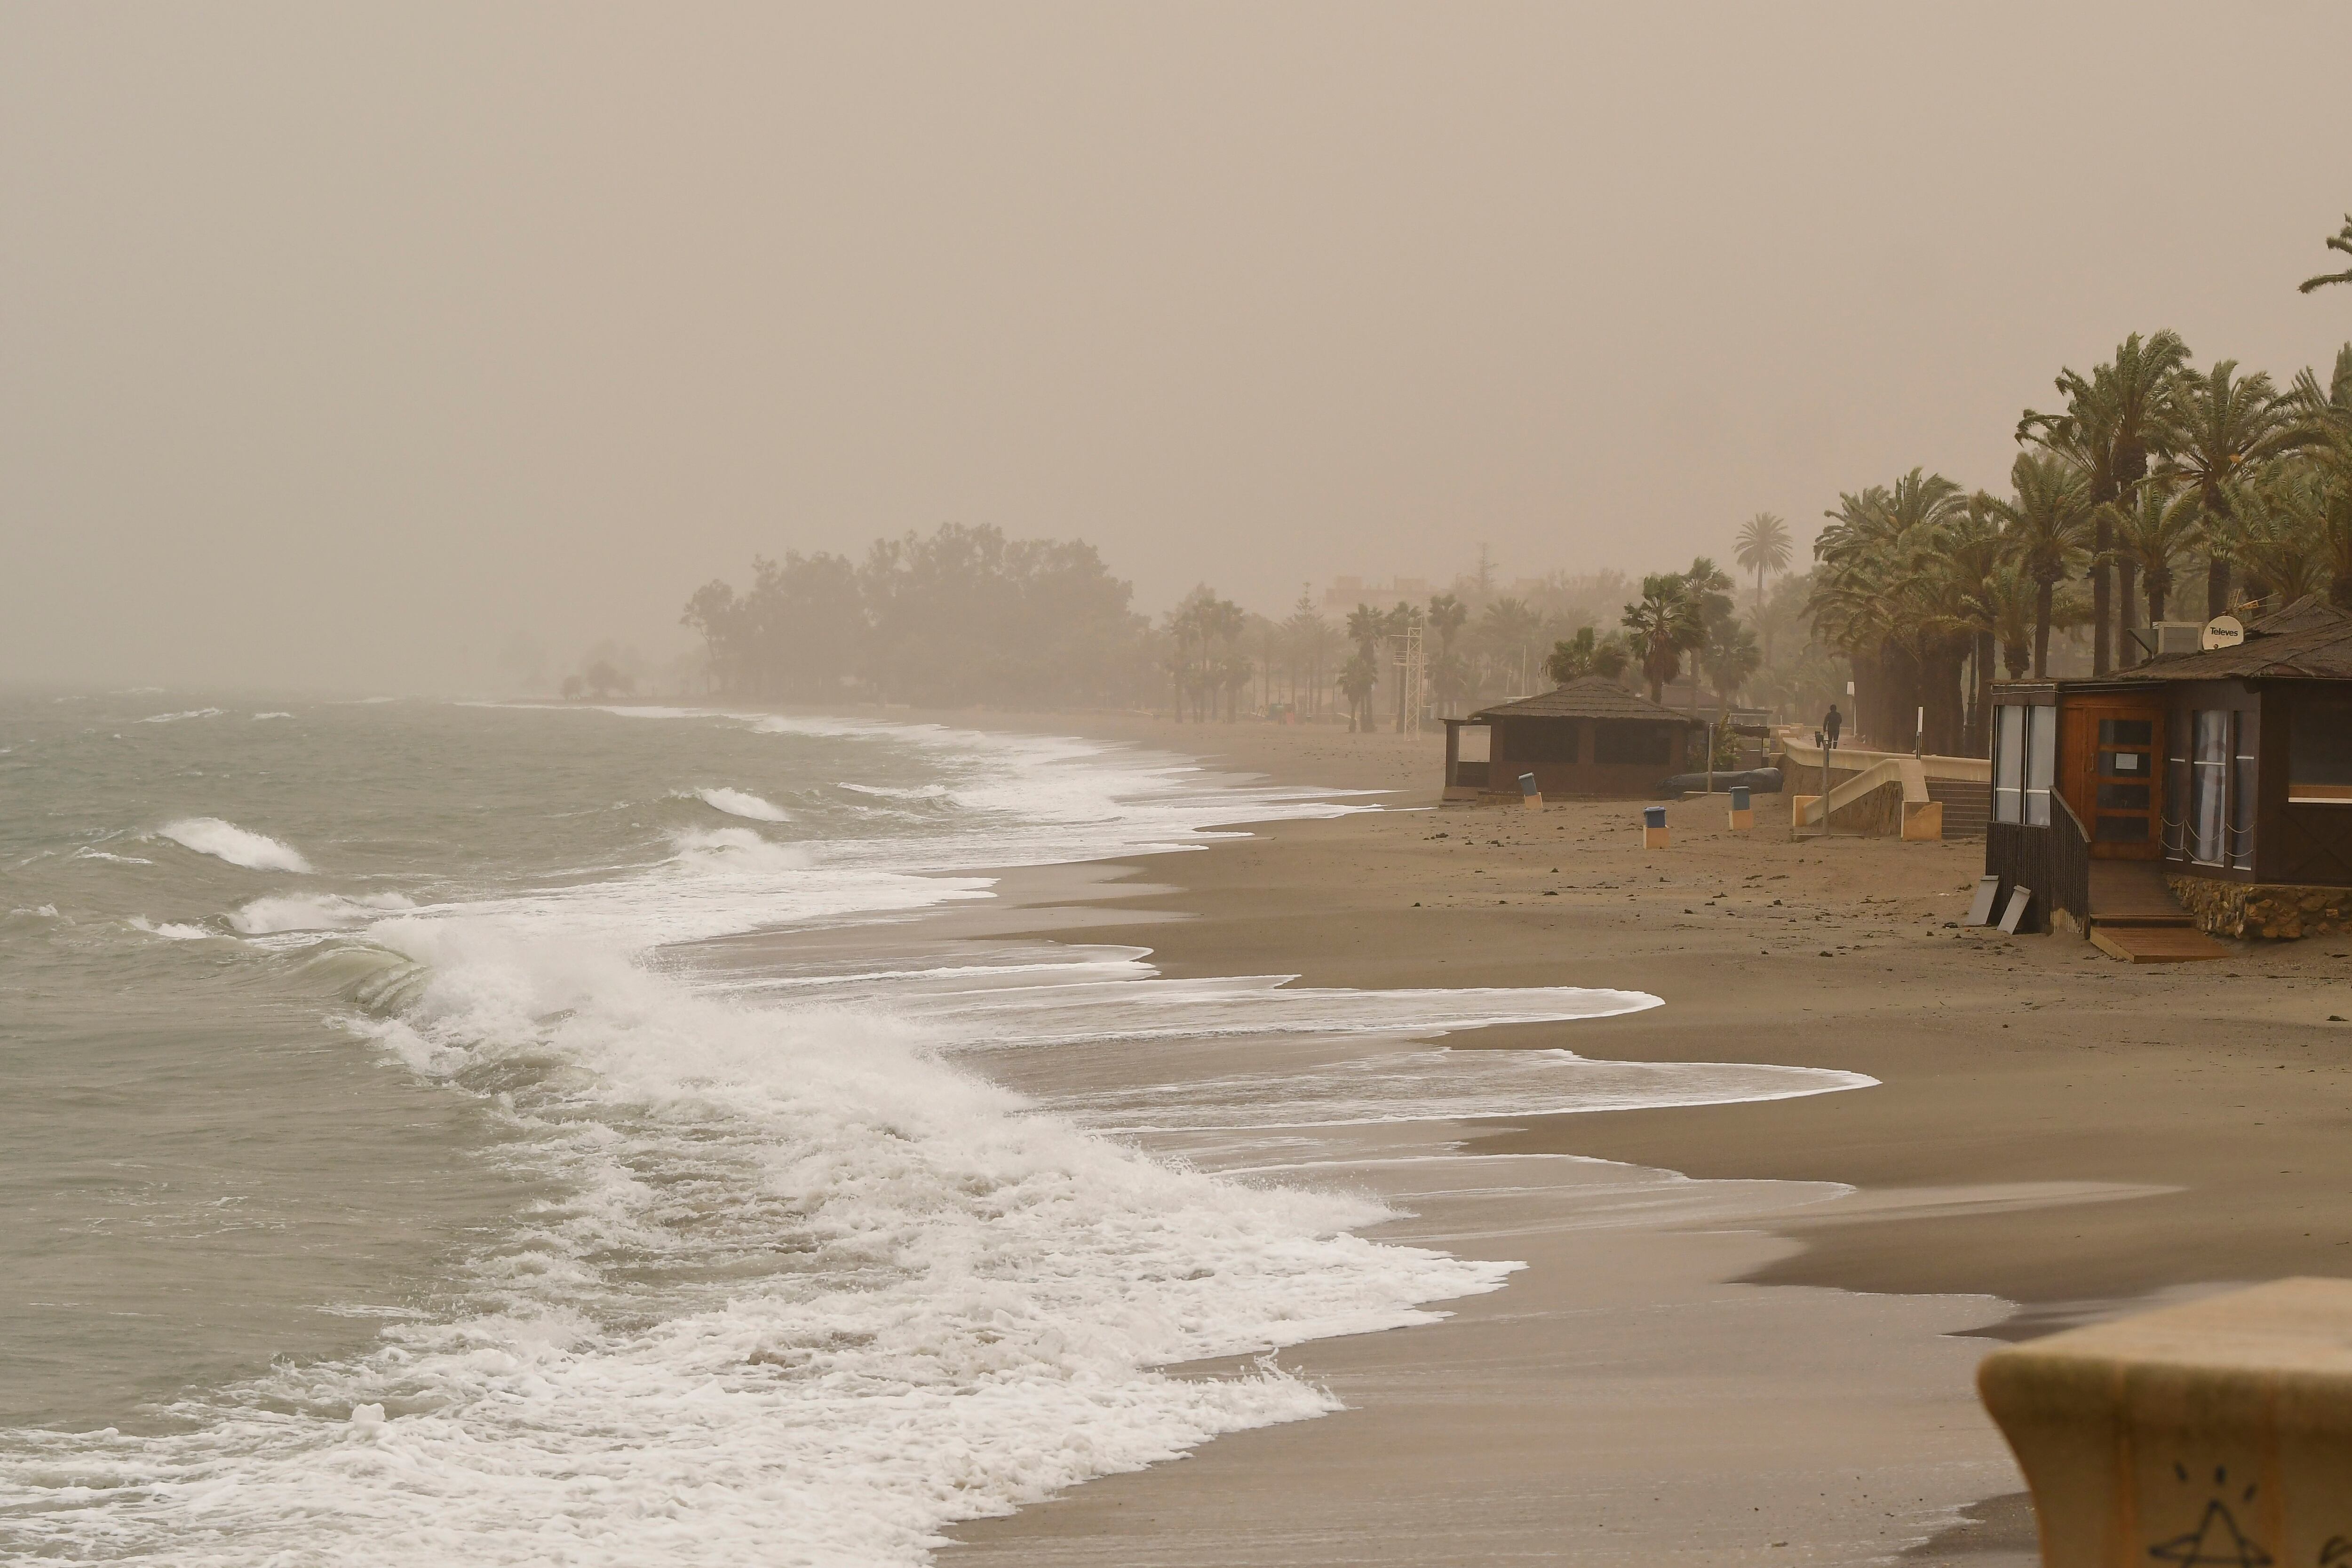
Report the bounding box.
[1642,805,1667,829]
[1729,786,1752,812]
[1518,772,1539,797]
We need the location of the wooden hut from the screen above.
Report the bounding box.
[1985,596,2352,939]
[1442,677,1706,802]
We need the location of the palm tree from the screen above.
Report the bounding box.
[2018,331,2192,674]
[1982,452,2094,676]
[2239,461,2351,611]
[1809,469,1968,744]
[1336,651,1378,733]
[1733,513,1793,616]
[1384,601,1424,731]
[1544,626,1629,685]
[1474,597,1545,696]
[1621,575,1704,704]
[2098,483,2204,647]
[2299,214,2352,294]
[1699,618,1762,708]
[2158,360,2291,616]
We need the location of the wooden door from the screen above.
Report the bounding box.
[2064,698,2165,859]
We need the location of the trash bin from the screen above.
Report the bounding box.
[1642,804,1669,849]
[1728,785,1753,832]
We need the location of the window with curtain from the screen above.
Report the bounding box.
[1993,705,2024,824]
[2192,710,2229,864]
[2024,705,2056,826]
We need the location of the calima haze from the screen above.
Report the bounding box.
[10,5,2352,1566]
[4,3,2349,691]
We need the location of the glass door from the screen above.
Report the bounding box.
[2071,704,2163,858]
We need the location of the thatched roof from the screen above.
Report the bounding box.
[2116,596,2352,683]
[1469,677,1705,724]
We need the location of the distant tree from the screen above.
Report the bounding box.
[1982,452,2095,677]
[1283,593,1337,718]
[680,579,748,693]
[2298,214,2352,294]
[583,659,632,700]
[1620,575,1704,704]
[1543,625,1628,685]
[2158,360,2292,616]
[1732,514,1792,616]
[1698,618,1762,708]
[2018,330,2194,673]
[1336,651,1378,733]
[2099,484,2204,635]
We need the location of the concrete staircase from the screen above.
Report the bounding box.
[1927,779,1989,840]
[2085,861,2226,962]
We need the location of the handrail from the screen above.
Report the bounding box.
[1792,756,1932,828]
[1779,736,1991,783]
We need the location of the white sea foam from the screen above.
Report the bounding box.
[691,786,791,821]
[128,915,214,941]
[156,818,314,874]
[0,708,1875,1565]
[139,707,226,724]
[74,847,154,865]
[839,780,954,801]
[252,710,293,721]
[230,891,419,934]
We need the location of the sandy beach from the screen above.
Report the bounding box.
[885,714,2352,1566]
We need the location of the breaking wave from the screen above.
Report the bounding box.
[691,786,791,822]
[156,818,314,874]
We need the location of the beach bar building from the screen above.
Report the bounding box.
[1442,677,1707,803]
[1984,596,2352,944]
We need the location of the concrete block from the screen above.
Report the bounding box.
[1978,1277,2352,1567]
[1727,807,1754,832]
[1901,799,1944,842]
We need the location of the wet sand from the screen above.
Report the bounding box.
[882,715,2352,1564]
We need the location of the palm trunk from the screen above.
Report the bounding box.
[2147,576,2168,625]
[2033,581,2055,677]
[2117,559,2140,667]
[2206,556,2230,620]
[2091,515,2113,676]
[1972,630,1995,757]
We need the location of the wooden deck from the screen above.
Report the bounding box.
[2086,861,2227,963]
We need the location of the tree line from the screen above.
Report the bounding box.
[681,524,1154,708]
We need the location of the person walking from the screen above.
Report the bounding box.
[1821,703,1843,748]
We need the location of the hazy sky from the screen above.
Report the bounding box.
[7,3,2351,691]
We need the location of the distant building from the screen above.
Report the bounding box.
[1442,677,1705,802]
[1322,576,1434,614]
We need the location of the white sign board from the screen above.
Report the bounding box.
[2201,615,2245,651]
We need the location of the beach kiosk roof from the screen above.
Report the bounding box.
[1983,596,2352,946]
[1444,678,1704,803]
[2107,595,2352,683]
[1466,677,1707,725]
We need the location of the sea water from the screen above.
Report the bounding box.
[0,696,1867,1564]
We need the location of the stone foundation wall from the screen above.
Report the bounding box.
[2164,874,2352,939]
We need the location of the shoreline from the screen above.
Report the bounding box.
[800,709,2351,1564]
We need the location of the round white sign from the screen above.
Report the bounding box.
[2201,615,2245,650]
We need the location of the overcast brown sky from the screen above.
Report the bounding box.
[6,3,2350,691]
